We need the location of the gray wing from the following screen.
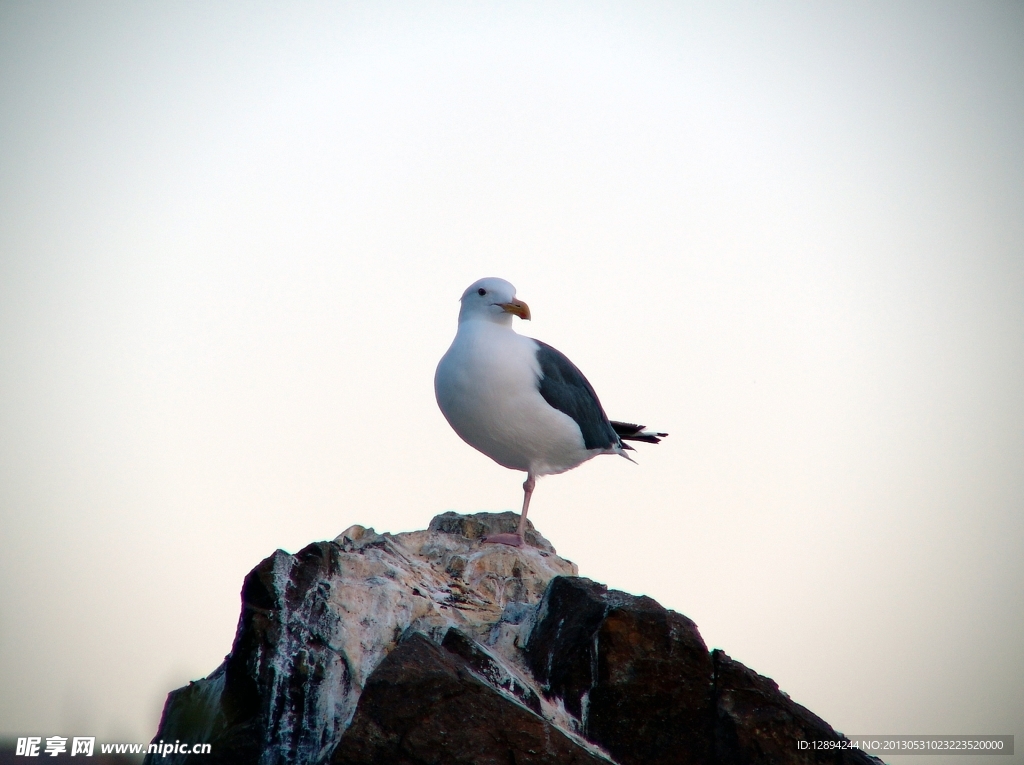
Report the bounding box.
[534,340,619,451]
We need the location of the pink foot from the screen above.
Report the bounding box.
[481,532,524,547]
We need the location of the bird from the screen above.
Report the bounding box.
[434,277,666,547]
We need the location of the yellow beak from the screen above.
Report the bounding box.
[499,299,531,321]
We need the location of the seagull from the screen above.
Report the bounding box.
[434,277,666,547]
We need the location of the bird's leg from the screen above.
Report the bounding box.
[482,472,536,548]
[516,473,536,539]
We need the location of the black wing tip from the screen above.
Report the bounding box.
[611,420,640,433]
[610,420,668,444]
[622,434,666,444]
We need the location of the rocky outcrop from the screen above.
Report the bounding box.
[148,512,880,765]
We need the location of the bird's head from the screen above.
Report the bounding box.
[458,277,531,325]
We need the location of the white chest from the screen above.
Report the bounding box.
[435,322,540,423]
[434,321,589,473]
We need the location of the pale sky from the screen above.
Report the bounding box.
[1,1,1022,760]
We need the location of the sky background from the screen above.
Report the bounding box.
[1,1,1022,761]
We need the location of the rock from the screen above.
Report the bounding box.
[331,632,612,764]
[428,510,557,552]
[148,512,882,765]
[713,650,879,765]
[441,627,542,714]
[525,576,713,765]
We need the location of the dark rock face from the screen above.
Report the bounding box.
[441,627,542,714]
[148,513,881,765]
[331,633,611,764]
[525,576,713,765]
[713,650,874,765]
[147,542,348,765]
[220,542,346,764]
[524,576,879,765]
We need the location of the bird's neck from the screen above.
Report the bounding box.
[457,314,514,330]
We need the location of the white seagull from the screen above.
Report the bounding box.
[435,277,666,546]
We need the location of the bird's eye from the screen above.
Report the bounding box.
[478,288,486,296]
